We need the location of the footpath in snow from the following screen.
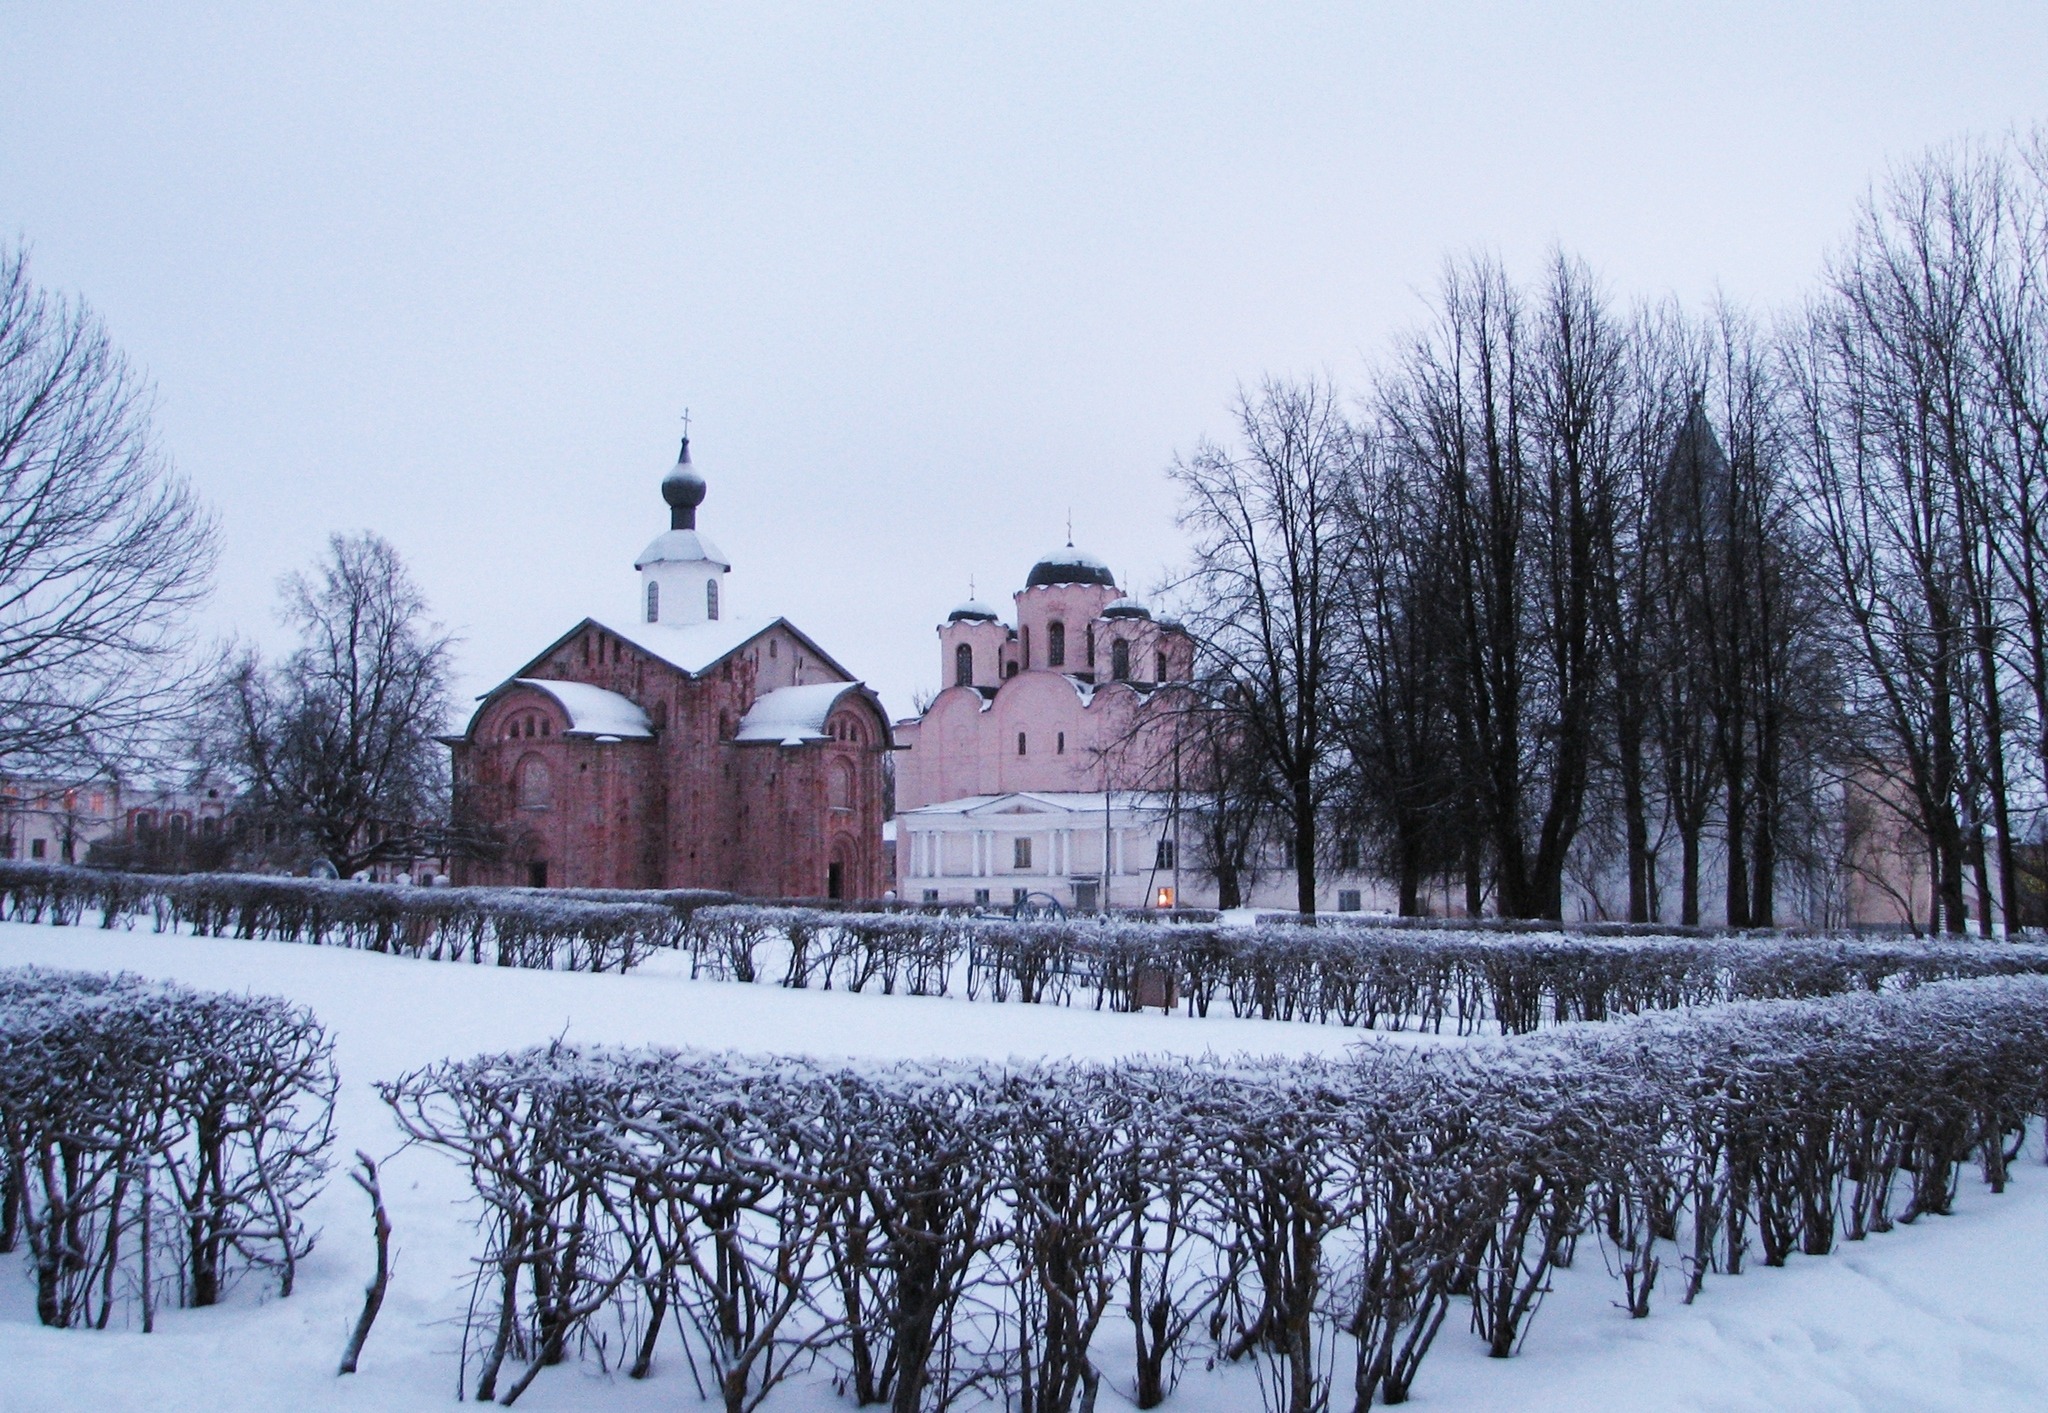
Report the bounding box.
[2,920,2047,1412]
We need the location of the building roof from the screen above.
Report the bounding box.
[512,679,654,738]
[1025,545,1117,589]
[634,527,730,570]
[1102,596,1152,620]
[947,599,999,623]
[897,790,1174,820]
[594,615,857,682]
[735,682,864,745]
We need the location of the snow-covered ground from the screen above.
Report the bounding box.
[2,919,2046,1411]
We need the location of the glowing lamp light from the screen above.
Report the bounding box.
[1155,887,1175,909]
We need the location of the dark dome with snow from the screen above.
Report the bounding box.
[1101,596,1152,620]
[662,436,707,529]
[947,599,999,623]
[1025,545,1116,589]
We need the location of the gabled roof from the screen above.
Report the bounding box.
[897,790,1171,819]
[502,614,858,686]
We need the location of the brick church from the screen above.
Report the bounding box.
[447,437,891,899]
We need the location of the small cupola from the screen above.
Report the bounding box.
[637,434,731,626]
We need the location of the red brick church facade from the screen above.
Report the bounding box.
[447,438,891,899]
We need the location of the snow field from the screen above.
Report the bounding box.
[2,919,2047,1411]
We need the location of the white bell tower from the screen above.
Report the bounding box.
[634,435,731,627]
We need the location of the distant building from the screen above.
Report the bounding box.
[0,776,232,869]
[446,437,892,899]
[892,547,1384,912]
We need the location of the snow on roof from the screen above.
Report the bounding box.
[1036,545,1110,571]
[513,679,654,738]
[947,598,999,622]
[735,682,860,745]
[634,528,730,570]
[897,790,1173,819]
[600,616,774,676]
[1102,596,1153,619]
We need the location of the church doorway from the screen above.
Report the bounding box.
[527,860,548,888]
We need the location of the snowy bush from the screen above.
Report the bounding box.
[0,861,690,973]
[0,966,336,1330]
[384,975,2048,1411]
[683,903,2048,1035]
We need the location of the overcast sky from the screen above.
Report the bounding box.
[3,4,2045,722]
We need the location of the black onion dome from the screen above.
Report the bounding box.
[947,599,999,623]
[1025,545,1116,589]
[662,436,708,529]
[1101,596,1153,620]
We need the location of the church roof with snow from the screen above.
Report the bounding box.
[1025,545,1116,589]
[634,528,730,570]
[734,682,867,745]
[512,679,654,738]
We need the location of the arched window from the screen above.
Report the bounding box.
[955,642,973,687]
[1047,621,1065,667]
[706,578,720,621]
[1021,626,1031,669]
[829,758,855,811]
[646,581,659,623]
[516,756,552,810]
[1086,624,1096,668]
[1111,638,1130,681]
[1056,731,1065,754]
[1156,650,1168,681]
[1017,732,1028,756]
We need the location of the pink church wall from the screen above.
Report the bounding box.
[894,553,1198,812]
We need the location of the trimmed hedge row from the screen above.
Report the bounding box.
[0,966,337,1329]
[680,903,2048,1034]
[385,975,2048,1411]
[9,863,2048,1035]
[0,862,703,973]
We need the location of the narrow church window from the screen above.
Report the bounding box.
[1057,731,1065,754]
[1086,624,1096,667]
[1112,639,1130,681]
[1021,626,1031,670]
[955,642,973,687]
[516,756,552,810]
[1048,621,1065,667]
[540,720,551,736]
[646,581,659,623]
[1004,661,1018,679]
[769,638,777,658]
[1156,650,1168,681]
[707,579,720,620]
[1017,732,1027,756]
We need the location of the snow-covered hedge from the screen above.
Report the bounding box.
[384,976,2048,1411]
[680,903,2048,1034]
[0,967,337,1330]
[0,862,694,973]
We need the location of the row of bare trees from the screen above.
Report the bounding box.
[386,974,2048,1412]
[0,239,461,876]
[1168,131,2048,927]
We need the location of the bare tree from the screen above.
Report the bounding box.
[1376,255,1628,919]
[0,243,217,779]
[1168,378,1366,915]
[207,532,454,876]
